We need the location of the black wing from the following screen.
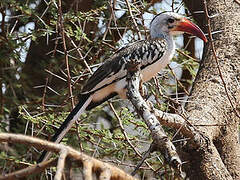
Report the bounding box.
[81,38,167,94]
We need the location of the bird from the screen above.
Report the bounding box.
[38,11,207,162]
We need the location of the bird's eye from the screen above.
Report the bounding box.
[167,18,175,23]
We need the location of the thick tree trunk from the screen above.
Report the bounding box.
[182,0,240,179]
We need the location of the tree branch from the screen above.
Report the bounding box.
[55,148,68,180]
[0,159,57,180]
[0,133,137,180]
[58,0,75,109]
[83,160,93,180]
[125,60,183,177]
[152,108,207,149]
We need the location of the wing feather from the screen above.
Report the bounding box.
[81,38,167,94]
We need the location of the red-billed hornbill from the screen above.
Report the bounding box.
[39,12,207,162]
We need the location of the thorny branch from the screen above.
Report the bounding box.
[131,143,154,176]
[57,0,75,109]
[124,0,142,40]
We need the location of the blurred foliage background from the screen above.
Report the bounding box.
[0,0,205,179]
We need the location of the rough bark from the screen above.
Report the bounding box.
[182,0,240,179]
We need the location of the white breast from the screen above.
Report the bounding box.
[141,40,175,82]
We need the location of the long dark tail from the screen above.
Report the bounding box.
[38,93,92,162]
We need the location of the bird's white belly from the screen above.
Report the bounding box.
[141,42,174,82]
[141,53,172,82]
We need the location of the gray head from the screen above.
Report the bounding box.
[150,12,207,42]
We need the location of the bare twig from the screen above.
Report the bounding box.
[167,65,190,96]
[109,103,142,155]
[58,0,74,109]
[41,77,49,111]
[124,0,142,40]
[176,49,200,62]
[152,107,205,147]
[67,36,93,74]
[103,2,114,41]
[153,77,181,107]
[131,143,154,176]
[45,69,67,82]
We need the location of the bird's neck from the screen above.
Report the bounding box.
[150,31,174,49]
